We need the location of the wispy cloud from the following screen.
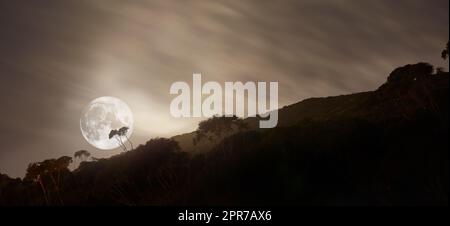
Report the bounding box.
[0,0,448,177]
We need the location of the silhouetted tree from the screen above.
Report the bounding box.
[193,115,248,145]
[25,162,49,205]
[41,159,63,204]
[24,157,73,205]
[109,129,127,151]
[56,156,72,185]
[74,150,91,162]
[118,126,133,150]
[109,127,133,151]
[387,62,434,83]
[442,41,449,60]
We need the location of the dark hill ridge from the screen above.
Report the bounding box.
[0,62,448,205]
[278,62,449,124]
[174,62,449,153]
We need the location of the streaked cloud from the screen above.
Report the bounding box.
[0,0,448,177]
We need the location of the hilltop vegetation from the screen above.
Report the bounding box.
[0,62,448,206]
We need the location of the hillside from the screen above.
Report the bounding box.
[0,62,448,206]
[174,62,449,153]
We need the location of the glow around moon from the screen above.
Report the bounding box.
[80,96,133,150]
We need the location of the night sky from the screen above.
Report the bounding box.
[0,0,448,178]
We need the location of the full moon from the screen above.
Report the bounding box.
[80,96,134,150]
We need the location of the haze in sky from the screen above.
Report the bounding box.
[0,0,448,177]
